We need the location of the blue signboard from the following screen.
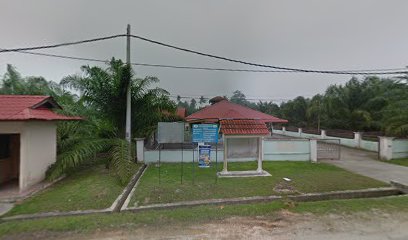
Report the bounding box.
[192,124,219,143]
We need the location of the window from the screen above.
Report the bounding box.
[0,135,11,159]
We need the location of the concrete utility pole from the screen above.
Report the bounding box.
[125,24,131,143]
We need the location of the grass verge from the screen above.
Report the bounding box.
[130,161,388,206]
[387,158,408,167]
[5,164,140,216]
[0,195,407,238]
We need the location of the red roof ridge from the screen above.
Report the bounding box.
[186,99,287,123]
[0,95,81,121]
[0,94,50,98]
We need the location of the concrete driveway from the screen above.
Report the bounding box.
[323,146,408,185]
[0,203,13,216]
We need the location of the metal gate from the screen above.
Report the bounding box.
[317,139,341,160]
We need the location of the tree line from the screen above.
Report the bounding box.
[225,76,408,137]
[174,74,408,137]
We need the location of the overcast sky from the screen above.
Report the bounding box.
[1,0,407,102]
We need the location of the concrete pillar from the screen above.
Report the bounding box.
[298,128,303,137]
[310,139,318,163]
[379,136,394,160]
[257,137,263,172]
[282,126,286,134]
[223,136,228,173]
[321,130,326,139]
[354,132,362,148]
[135,138,145,162]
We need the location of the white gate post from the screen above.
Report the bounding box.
[310,139,318,163]
[379,136,394,160]
[354,132,362,148]
[321,130,326,139]
[135,138,145,162]
[298,128,303,137]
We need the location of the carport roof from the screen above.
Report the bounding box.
[220,119,270,135]
[0,95,82,121]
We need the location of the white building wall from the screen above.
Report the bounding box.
[0,121,57,191]
[19,121,57,191]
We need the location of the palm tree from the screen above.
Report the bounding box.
[199,95,206,106]
[382,74,408,137]
[306,95,323,130]
[0,65,24,94]
[47,58,176,183]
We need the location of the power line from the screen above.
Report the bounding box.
[0,34,126,53]
[130,34,408,75]
[4,50,110,63]
[1,49,293,72]
[132,63,292,72]
[4,49,408,74]
[0,33,407,74]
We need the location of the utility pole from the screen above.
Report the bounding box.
[317,99,321,131]
[125,24,131,143]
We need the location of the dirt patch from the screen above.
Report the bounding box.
[273,181,299,194]
[78,211,408,240]
[5,210,408,240]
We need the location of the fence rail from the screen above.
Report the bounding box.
[286,126,298,132]
[326,130,354,139]
[361,132,384,142]
[302,128,321,135]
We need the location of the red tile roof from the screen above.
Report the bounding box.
[186,100,287,123]
[0,95,82,121]
[220,119,270,135]
[176,107,186,119]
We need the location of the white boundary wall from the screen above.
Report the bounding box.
[379,137,408,160]
[273,128,378,152]
[142,138,313,163]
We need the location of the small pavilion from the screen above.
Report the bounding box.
[0,95,81,195]
[186,97,287,177]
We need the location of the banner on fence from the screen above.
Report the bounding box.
[198,145,211,168]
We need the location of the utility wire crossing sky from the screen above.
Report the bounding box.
[1,34,407,75]
[2,1,408,99]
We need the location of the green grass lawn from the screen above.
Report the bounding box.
[1,195,407,238]
[5,164,140,216]
[387,158,408,167]
[130,161,388,207]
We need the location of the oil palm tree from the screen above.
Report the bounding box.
[47,58,176,184]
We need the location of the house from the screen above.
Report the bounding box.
[185,97,287,176]
[186,97,287,124]
[0,95,81,192]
